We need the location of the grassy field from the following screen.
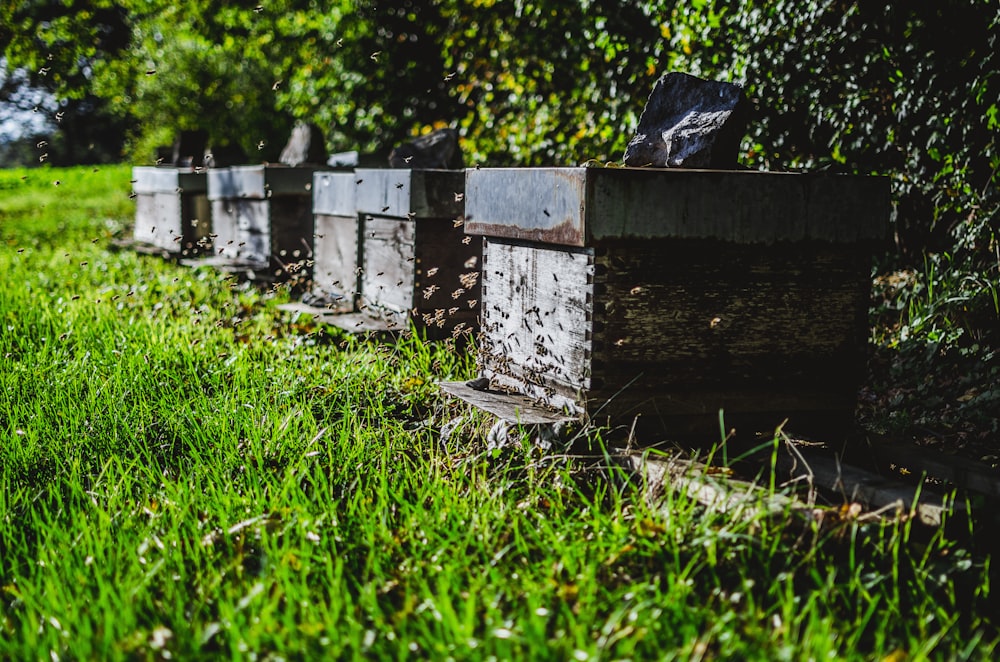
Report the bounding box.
[1,165,997,659]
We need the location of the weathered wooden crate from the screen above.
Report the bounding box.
[324,168,479,336]
[130,166,210,256]
[202,165,318,280]
[448,167,889,436]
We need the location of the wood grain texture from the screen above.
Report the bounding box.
[311,213,360,312]
[438,381,577,424]
[133,191,210,255]
[360,216,415,322]
[475,236,872,436]
[479,239,594,413]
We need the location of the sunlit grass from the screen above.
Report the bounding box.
[1,166,997,659]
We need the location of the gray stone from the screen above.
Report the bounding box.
[388,127,463,169]
[279,121,327,166]
[624,72,747,169]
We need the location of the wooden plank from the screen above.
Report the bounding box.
[360,216,416,320]
[479,239,593,412]
[276,302,354,326]
[438,381,578,424]
[626,452,816,523]
[322,311,399,334]
[773,449,961,527]
[592,239,870,387]
[626,450,960,531]
[311,213,359,311]
[867,437,1000,499]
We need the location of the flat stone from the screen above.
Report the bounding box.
[624,72,747,169]
[388,127,463,169]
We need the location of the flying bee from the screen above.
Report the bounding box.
[146,69,156,75]
[454,192,464,202]
[461,236,471,244]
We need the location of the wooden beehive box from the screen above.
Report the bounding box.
[130,166,210,256]
[202,165,318,281]
[325,168,479,336]
[449,167,889,436]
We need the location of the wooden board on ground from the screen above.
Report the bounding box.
[438,381,578,425]
[320,311,399,334]
[864,436,1000,499]
[628,447,963,530]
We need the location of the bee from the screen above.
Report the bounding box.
[461,236,471,245]
[146,69,157,75]
[396,182,404,189]
[370,51,381,61]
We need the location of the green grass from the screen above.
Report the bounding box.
[1,165,998,659]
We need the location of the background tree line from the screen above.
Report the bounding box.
[2,0,998,341]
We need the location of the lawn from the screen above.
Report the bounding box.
[1,165,997,659]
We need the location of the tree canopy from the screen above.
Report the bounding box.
[2,1,998,311]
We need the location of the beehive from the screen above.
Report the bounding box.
[458,167,889,436]
[131,166,210,255]
[205,165,317,280]
[328,168,478,336]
